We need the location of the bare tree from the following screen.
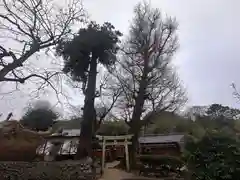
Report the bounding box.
[232,83,240,102]
[112,1,187,167]
[65,72,122,133]
[94,72,122,132]
[0,0,85,90]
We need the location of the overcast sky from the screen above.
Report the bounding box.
[1,0,240,119]
[84,0,240,106]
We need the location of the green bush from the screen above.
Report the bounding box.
[21,106,59,131]
[138,155,184,172]
[185,132,240,180]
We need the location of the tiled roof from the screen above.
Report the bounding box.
[62,129,81,136]
[51,129,185,144]
[138,134,185,144]
[37,132,185,155]
[52,119,82,131]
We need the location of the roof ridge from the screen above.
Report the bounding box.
[142,133,185,137]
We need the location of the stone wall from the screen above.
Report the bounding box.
[0,161,96,180]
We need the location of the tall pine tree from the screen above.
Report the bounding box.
[57,22,121,158]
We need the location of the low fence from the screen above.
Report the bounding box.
[0,161,97,180]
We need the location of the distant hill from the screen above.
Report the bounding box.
[52,111,186,134]
[148,111,187,124]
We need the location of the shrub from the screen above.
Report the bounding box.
[21,102,59,131]
[185,132,240,180]
[138,155,184,176]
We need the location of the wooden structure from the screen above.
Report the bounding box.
[96,135,133,172]
[37,129,184,163]
[37,134,104,161]
[138,134,185,157]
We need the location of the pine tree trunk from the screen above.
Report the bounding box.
[75,55,97,160]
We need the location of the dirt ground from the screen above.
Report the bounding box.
[98,161,158,180]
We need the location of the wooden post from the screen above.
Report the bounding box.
[59,143,63,155]
[101,137,106,174]
[124,138,130,172]
[42,141,47,155]
[68,140,73,155]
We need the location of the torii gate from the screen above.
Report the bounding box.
[96,134,133,172]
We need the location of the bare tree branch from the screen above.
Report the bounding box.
[0,0,85,85]
[94,73,123,131]
[232,83,240,102]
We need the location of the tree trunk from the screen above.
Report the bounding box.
[128,74,148,168]
[75,55,98,160]
[129,127,139,170]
